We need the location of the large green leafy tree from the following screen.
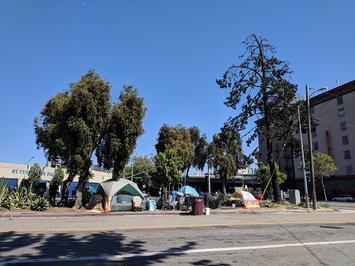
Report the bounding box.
[35,70,111,208]
[123,155,155,190]
[35,71,146,208]
[208,124,247,195]
[155,125,208,183]
[313,153,337,202]
[153,149,183,203]
[255,163,287,197]
[187,127,208,179]
[96,85,146,179]
[155,124,193,171]
[216,34,298,201]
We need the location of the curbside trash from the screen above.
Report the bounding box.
[192,197,204,215]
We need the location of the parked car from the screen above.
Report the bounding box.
[332,194,354,202]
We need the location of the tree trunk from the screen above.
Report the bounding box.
[162,186,167,209]
[73,177,85,210]
[49,182,59,206]
[270,161,280,202]
[257,35,280,202]
[112,167,121,181]
[74,159,91,209]
[61,174,74,201]
[321,177,327,202]
[185,165,191,185]
[221,180,227,196]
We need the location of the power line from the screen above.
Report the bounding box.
[0,113,32,128]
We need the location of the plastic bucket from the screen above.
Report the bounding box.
[205,207,210,215]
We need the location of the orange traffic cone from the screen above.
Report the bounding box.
[104,199,110,213]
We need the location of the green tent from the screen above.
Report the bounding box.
[99,178,145,200]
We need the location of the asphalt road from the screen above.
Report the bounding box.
[1,212,355,265]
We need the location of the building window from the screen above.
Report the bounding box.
[344,150,351,160]
[337,96,344,105]
[312,129,317,138]
[340,121,347,131]
[346,166,353,175]
[338,107,345,117]
[342,136,349,145]
[313,142,319,150]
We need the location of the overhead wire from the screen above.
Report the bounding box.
[0,113,32,128]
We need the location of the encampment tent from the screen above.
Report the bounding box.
[232,190,260,209]
[99,179,145,200]
[97,179,145,212]
[178,185,199,196]
[87,179,146,211]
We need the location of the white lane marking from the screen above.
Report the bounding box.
[2,239,355,264]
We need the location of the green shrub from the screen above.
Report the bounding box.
[300,196,310,208]
[3,185,38,210]
[320,202,329,208]
[31,197,49,211]
[7,187,31,209]
[0,179,8,207]
[260,200,275,208]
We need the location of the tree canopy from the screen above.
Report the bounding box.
[153,149,183,202]
[155,124,193,170]
[51,167,65,185]
[34,70,146,208]
[96,85,146,179]
[189,127,208,173]
[255,162,287,196]
[155,125,208,179]
[313,153,337,179]
[124,155,155,188]
[208,124,247,195]
[313,152,337,202]
[28,163,43,185]
[216,34,298,201]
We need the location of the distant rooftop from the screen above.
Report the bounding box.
[310,79,355,106]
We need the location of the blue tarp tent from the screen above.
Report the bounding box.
[178,185,199,196]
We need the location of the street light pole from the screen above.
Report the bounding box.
[207,163,211,195]
[306,85,317,210]
[131,163,133,182]
[297,104,310,209]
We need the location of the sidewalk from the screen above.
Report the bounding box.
[0,205,336,219]
[1,209,354,234]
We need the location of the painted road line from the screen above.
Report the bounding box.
[0,220,355,233]
[1,239,355,264]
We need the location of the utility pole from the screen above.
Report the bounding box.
[298,104,310,208]
[131,163,133,182]
[306,85,317,210]
[207,164,211,195]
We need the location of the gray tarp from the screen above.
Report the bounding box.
[99,179,145,200]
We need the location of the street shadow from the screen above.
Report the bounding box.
[319,225,344,230]
[0,231,197,265]
[191,259,231,266]
[0,231,44,253]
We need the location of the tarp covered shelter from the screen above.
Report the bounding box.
[99,179,145,200]
[178,185,199,196]
[232,190,260,209]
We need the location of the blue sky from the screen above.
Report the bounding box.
[1,0,355,168]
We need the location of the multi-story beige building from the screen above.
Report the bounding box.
[257,80,355,198]
[0,162,112,196]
